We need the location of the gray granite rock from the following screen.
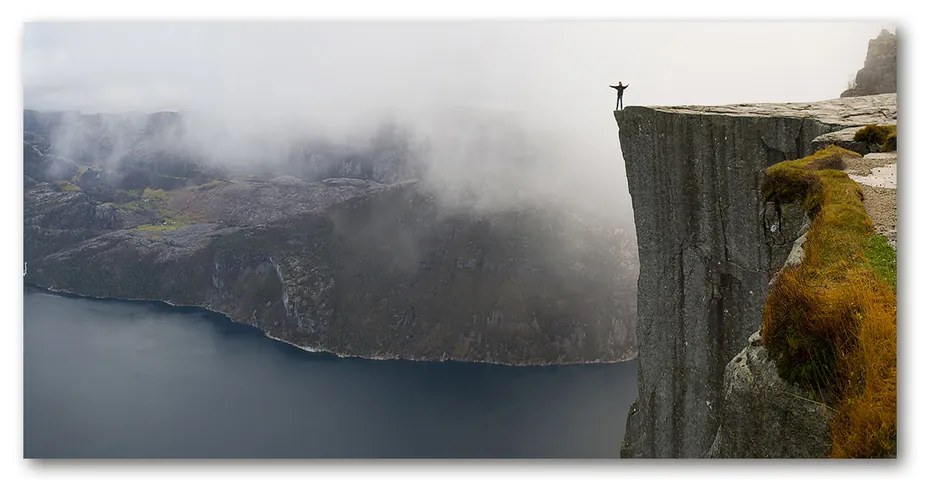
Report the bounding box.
[615,94,895,457]
[706,331,832,458]
[811,126,874,155]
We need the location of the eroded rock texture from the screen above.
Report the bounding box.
[615,94,896,457]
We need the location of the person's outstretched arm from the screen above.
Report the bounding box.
[622,83,629,89]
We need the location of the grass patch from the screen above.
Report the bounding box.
[142,187,169,201]
[854,124,897,152]
[762,146,860,216]
[57,182,81,192]
[881,128,897,152]
[864,234,897,291]
[113,188,170,213]
[135,216,196,234]
[110,187,201,234]
[761,145,896,458]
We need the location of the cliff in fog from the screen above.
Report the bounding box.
[615,94,897,457]
[841,29,897,97]
[24,110,639,366]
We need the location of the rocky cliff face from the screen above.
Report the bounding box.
[615,94,896,457]
[707,228,833,458]
[706,330,833,458]
[24,117,639,365]
[841,29,897,97]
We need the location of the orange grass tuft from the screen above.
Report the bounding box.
[760,146,897,458]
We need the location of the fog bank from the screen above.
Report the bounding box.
[23,21,891,218]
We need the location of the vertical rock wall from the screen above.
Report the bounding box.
[615,95,897,457]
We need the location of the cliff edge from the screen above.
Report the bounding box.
[615,94,896,457]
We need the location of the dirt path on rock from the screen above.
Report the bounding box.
[842,152,897,247]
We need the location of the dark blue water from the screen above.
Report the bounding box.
[23,288,637,458]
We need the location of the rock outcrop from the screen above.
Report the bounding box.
[811,127,874,155]
[706,331,833,458]
[615,94,896,457]
[708,226,834,458]
[841,29,897,98]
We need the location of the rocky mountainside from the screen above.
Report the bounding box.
[615,94,896,457]
[24,111,638,365]
[23,110,422,197]
[841,29,897,97]
[24,110,225,199]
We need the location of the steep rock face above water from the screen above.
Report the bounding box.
[24,108,640,365]
[25,174,638,365]
[615,94,896,457]
[841,29,897,97]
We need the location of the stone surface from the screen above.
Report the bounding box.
[783,230,808,270]
[615,94,896,457]
[706,331,833,458]
[708,228,833,458]
[634,94,896,127]
[812,127,873,155]
[846,152,898,248]
[841,29,897,98]
[850,159,896,189]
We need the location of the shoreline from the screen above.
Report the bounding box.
[24,283,637,368]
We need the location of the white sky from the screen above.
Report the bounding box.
[23,22,892,110]
[21,21,893,215]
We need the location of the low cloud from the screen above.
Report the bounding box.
[23,21,891,220]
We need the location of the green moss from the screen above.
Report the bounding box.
[762,146,859,215]
[854,124,897,151]
[112,199,152,213]
[113,188,170,213]
[134,215,197,234]
[58,182,81,192]
[110,187,202,234]
[864,233,897,290]
[881,129,897,152]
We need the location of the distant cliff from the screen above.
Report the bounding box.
[615,94,897,457]
[24,110,639,366]
[841,29,897,97]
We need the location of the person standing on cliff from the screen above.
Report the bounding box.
[610,81,630,110]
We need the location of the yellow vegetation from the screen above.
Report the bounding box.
[761,145,896,458]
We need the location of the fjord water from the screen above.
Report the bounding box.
[24,288,636,458]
